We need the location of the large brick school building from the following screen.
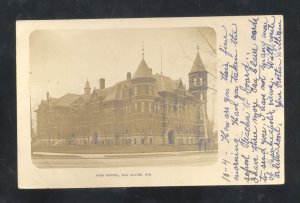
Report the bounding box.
[34,49,211,151]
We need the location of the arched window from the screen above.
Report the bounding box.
[199,77,203,85]
[193,78,197,85]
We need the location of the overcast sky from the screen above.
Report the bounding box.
[30,27,217,124]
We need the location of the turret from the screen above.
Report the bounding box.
[84,79,91,95]
[131,46,155,114]
[188,46,208,138]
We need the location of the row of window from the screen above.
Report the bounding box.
[122,85,155,99]
[134,85,154,96]
[119,138,153,145]
[35,137,201,146]
[190,77,207,86]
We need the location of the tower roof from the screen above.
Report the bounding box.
[190,52,206,73]
[85,80,90,89]
[133,58,153,79]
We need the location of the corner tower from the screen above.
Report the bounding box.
[189,46,208,138]
[131,45,156,145]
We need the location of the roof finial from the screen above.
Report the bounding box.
[142,42,145,59]
[85,78,90,88]
[197,44,199,53]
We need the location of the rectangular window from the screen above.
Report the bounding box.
[139,86,142,95]
[145,101,148,112]
[141,138,144,144]
[141,102,145,113]
[134,86,137,95]
[145,86,149,94]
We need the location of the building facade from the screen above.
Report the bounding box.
[34,50,210,148]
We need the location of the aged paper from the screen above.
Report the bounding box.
[17,16,284,188]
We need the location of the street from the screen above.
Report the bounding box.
[32,151,218,168]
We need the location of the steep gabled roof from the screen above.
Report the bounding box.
[103,85,117,101]
[82,94,91,102]
[54,93,81,107]
[40,100,48,105]
[50,98,58,102]
[133,58,153,79]
[94,88,105,97]
[154,74,180,93]
[190,52,206,73]
[153,74,193,97]
[175,79,184,89]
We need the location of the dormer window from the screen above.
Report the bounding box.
[123,85,129,98]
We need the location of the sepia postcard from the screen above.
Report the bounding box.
[17,16,284,188]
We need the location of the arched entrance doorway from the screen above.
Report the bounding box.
[168,130,174,144]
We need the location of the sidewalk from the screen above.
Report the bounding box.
[33,150,218,159]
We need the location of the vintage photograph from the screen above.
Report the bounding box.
[29,27,217,168]
[17,16,284,188]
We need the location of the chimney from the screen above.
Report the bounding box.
[127,72,131,80]
[100,78,105,89]
[46,92,49,101]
